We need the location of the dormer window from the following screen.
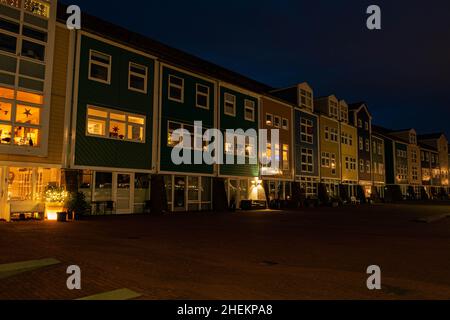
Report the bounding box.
[329,100,339,119]
[340,107,348,123]
[409,133,417,144]
[299,89,313,111]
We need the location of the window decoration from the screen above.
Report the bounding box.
[0,86,42,147]
[86,105,145,143]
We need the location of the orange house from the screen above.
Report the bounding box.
[260,96,294,202]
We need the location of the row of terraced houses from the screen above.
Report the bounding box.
[0,1,449,220]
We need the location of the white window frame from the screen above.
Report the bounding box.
[321,152,330,168]
[299,89,313,111]
[300,118,313,144]
[224,93,236,117]
[244,99,255,122]
[196,83,210,110]
[168,75,184,103]
[301,148,314,173]
[128,62,148,94]
[88,50,112,85]
[86,105,146,143]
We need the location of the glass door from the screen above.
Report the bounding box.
[115,173,133,214]
[173,176,186,211]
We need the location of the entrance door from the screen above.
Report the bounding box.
[173,176,186,211]
[115,173,133,214]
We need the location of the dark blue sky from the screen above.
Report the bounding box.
[67,0,450,137]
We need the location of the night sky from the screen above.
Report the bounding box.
[65,0,450,137]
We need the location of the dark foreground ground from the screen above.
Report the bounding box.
[0,203,450,300]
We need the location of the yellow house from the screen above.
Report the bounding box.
[0,1,69,221]
[339,100,358,197]
[315,95,341,196]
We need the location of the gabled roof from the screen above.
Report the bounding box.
[372,125,410,144]
[56,3,272,94]
[418,133,445,140]
[418,142,438,152]
[348,102,372,119]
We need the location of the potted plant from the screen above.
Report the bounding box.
[65,192,89,220]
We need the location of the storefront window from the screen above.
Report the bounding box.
[94,172,112,201]
[188,176,199,201]
[240,179,248,201]
[79,170,92,204]
[35,167,60,201]
[134,173,150,213]
[164,175,172,205]
[201,177,211,210]
[7,167,60,201]
[8,167,33,201]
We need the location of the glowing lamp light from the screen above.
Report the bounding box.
[46,210,58,221]
[44,187,69,221]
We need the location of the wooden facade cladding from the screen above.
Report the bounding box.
[260,96,293,180]
[0,25,69,165]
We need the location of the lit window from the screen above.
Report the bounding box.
[24,0,50,18]
[17,90,43,104]
[1,0,21,9]
[282,144,289,170]
[87,118,105,136]
[15,104,40,125]
[0,124,12,144]
[0,87,15,100]
[128,62,147,93]
[196,84,209,109]
[14,126,39,146]
[86,105,145,143]
[244,99,255,121]
[0,87,43,148]
[0,101,12,121]
[265,113,273,126]
[168,121,182,147]
[224,93,235,116]
[89,50,111,84]
[168,75,184,103]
